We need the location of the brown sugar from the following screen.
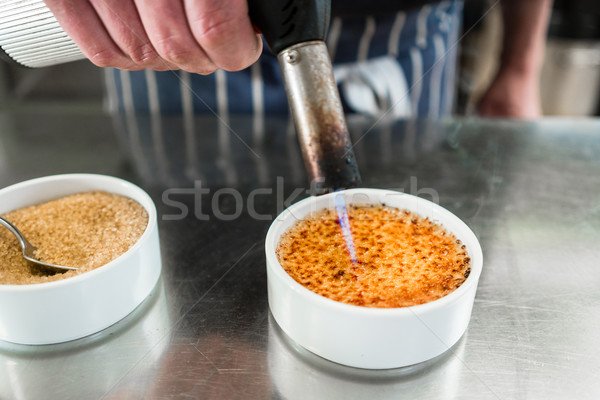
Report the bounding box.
[0,191,148,285]
[276,205,471,308]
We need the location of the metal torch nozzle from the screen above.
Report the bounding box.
[278,41,361,193]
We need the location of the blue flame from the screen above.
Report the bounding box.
[334,192,357,263]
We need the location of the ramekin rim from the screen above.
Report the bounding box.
[265,188,483,316]
[0,173,158,291]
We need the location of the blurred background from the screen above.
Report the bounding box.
[458,0,600,117]
[1,0,599,117]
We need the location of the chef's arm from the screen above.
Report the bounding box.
[477,0,553,119]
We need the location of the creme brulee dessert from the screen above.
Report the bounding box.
[276,205,471,308]
[0,191,148,285]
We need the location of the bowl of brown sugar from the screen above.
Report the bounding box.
[265,188,483,369]
[0,174,161,345]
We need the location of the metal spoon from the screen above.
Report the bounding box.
[0,216,76,273]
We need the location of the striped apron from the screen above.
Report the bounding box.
[106,1,463,119]
[104,1,463,186]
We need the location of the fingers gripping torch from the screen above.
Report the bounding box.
[0,0,361,191]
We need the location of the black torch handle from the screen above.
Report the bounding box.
[248,0,331,55]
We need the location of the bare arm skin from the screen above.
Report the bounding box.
[477,0,553,119]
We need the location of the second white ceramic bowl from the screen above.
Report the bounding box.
[0,174,161,345]
[265,188,483,369]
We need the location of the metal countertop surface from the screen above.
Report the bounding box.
[0,108,599,400]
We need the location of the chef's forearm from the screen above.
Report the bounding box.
[498,0,553,77]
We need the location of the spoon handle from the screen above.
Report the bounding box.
[0,216,30,251]
[0,216,76,272]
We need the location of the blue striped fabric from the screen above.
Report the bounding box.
[107,1,462,119]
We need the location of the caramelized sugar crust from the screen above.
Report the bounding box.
[276,205,471,308]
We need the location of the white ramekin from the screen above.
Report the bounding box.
[265,188,483,369]
[0,174,161,345]
[0,280,170,398]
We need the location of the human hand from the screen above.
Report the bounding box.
[477,68,542,119]
[43,0,263,74]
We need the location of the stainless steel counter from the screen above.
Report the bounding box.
[0,108,599,399]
